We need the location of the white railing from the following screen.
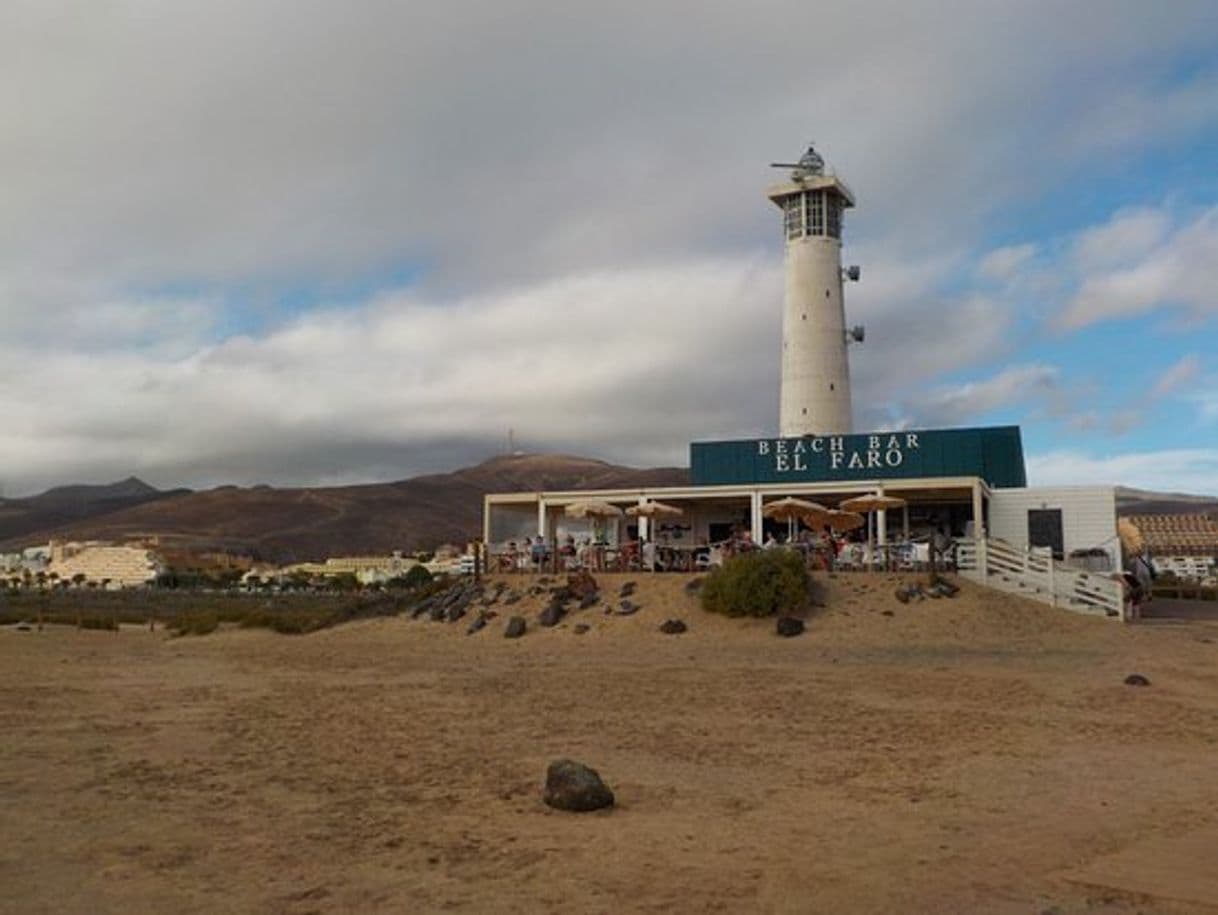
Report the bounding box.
[956,537,1125,620]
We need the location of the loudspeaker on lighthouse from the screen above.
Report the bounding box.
[768,145,862,437]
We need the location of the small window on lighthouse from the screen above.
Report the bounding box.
[826,195,841,239]
[830,383,835,391]
[807,191,824,235]
[784,196,803,239]
[802,408,807,415]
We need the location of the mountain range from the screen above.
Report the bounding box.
[0,455,688,563]
[1,457,1213,563]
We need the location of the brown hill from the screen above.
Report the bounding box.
[0,455,689,563]
[0,477,190,544]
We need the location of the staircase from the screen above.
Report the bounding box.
[956,537,1125,620]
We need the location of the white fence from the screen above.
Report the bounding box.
[956,537,1125,620]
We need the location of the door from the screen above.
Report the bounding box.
[1027,509,1064,560]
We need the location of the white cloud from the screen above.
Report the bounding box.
[977,244,1037,283]
[893,364,1059,429]
[1071,208,1171,272]
[1027,448,1218,495]
[1060,206,1218,329]
[1152,354,1201,397]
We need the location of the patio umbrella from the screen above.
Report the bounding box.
[1117,518,1144,556]
[839,494,907,514]
[626,501,683,542]
[564,500,624,544]
[839,494,907,568]
[763,497,830,541]
[826,509,864,532]
[625,501,683,518]
[564,500,624,519]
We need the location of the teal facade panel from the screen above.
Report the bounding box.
[690,426,1026,488]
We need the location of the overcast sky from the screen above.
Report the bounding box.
[2,1,1217,496]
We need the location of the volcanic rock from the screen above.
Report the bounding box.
[543,759,615,812]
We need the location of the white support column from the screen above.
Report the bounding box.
[971,484,985,539]
[877,509,887,546]
[637,497,649,542]
[750,492,763,544]
[482,496,492,545]
[537,498,548,540]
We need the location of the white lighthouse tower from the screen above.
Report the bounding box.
[768,145,861,437]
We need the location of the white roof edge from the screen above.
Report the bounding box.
[485,476,990,504]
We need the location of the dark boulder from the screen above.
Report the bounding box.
[619,581,637,598]
[445,605,467,624]
[467,616,487,635]
[616,600,639,616]
[1124,673,1151,687]
[776,616,804,638]
[659,619,687,635]
[543,759,615,812]
[567,569,599,601]
[504,616,527,639]
[578,593,600,610]
[539,601,566,628]
[895,588,911,604]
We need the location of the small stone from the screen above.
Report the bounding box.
[881,609,895,617]
[895,588,911,604]
[538,602,565,627]
[619,581,637,598]
[1124,674,1151,687]
[573,623,590,635]
[776,616,804,637]
[543,759,615,812]
[578,593,600,610]
[503,592,522,605]
[466,616,487,635]
[684,577,704,593]
[616,601,639,616]
[659,619,687,635]
[504,616,527,639]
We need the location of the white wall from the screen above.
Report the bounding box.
[989,487,1118,570]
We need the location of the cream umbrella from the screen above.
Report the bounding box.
[826,509,864,532]
[625,501,684,518]
[564,500,624,519]
[763,497,831,542]
[1117,518,1144,556]
[564,500,624,547]
[626,501,683,543]
[839,494,907,568]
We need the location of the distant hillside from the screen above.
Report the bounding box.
[0,455,689,563]
[1116,486,1218,516]
[0,476,190,545]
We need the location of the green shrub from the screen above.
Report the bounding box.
[700,549,809,618]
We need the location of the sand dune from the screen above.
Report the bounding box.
[2,572,1217,914]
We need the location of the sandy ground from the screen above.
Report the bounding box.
[2,572,1217,915]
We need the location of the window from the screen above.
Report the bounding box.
[806,191,824,236]
[784,196,803,239]
[826,194,841,239]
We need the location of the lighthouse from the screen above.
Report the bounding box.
[768,145,860,437]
